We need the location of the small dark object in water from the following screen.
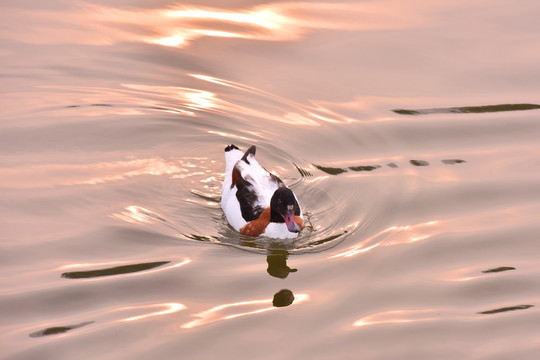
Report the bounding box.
[478,304,533,315]
[273,289,295,307]
[29,321,94,338]
[442,159,466,165]
[482,266,515,273]
[410,159,429,166]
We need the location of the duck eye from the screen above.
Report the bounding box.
[287,205,294,211]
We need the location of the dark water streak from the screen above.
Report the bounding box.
[61,261,170,279]
[393,103,540,115]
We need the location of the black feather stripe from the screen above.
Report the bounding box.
[235,177,264,222]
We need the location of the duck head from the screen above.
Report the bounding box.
[270,187,302,233]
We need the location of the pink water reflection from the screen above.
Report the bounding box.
[120,303,186,322]
[0,157,194,188]
[331,203,540,259]
[6,77,355,126]
[2,1,436,47]
[182,293,309,329]
[354,309,440,327]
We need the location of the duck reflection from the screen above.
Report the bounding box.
[266,250,297,279]
[272,289,295,307]
[314,157,467,176]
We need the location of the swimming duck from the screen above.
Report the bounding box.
[221,144,304,239]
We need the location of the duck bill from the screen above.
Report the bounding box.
[284,209,301,233]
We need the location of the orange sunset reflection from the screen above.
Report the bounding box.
[0,157,207,189]
[4,75,357,126]
[435,266,483,282]
[331,201,540,259]
[121,303,186,322]
[353,309,440,327]
[125,77,355,126]
[331,221,440,258]
[111,205,166,225]
[182,293,309,329]
[2,1,435,47]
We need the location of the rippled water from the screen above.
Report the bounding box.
[2,1,540,359]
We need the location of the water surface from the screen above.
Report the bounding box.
[2,1,540,359]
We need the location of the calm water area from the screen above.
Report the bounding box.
[2,1,540,359]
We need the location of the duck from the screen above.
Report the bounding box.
[221,144,304,239]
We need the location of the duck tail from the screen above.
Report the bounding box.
[241,145,256,164]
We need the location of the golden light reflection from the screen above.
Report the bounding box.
[5,85,198,121]
[353,309,440,327]
[332,200,540,260]
[125,78,355,126]
[60,261,131,270]
[121,303,186,322]
[2,2,435,47]
[112,205,162,224]
[434,265,520,282]
[20,77,355,126]
[191,73,348,124]
[435,267,483,282]
[184,90,216,109]
[206,131,253,143]
[163,7,287,31]
[111,205,192,236]
[182,293,309,329]
[122,83,220,112]
[0,157,208,189]
[331,221,440,258]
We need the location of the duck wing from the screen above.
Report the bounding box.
[234,146,284,222]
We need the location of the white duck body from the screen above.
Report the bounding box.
[221,145,303,239]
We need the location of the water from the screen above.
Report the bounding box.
[2,1,540,359]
